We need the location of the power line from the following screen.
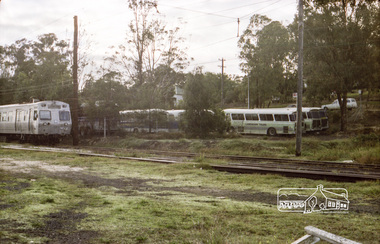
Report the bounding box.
[189,36,237,50]
[159,3,236,20]
[240,0,283,19]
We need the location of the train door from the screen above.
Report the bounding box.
[15,110,22,132]
[29,108,38,134]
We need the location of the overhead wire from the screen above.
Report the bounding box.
[0,0,302,80]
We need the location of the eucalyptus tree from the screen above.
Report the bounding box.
[0,34,72,104]
[109,0,190,109]
[238,15,291,108]
[302,0,379,131]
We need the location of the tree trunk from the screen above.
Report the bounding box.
[338,93,347,132]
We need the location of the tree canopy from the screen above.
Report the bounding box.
[0,34,72,104]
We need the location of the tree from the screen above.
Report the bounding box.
[182,70,228,137]
[109,0,189,110]
[0,34,72,105]
[238,15,291,107]
[80,71,128,121]
[301,0,379,131]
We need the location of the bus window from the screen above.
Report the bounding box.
[289,114,296,121]
[319,110,327,118]
[39,110,51,120]
[310,111,320,118]
[259,114,274,121]
[274,114,289,121]
[245,114,258,121]
[231,114,244,120]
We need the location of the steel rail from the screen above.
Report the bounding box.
[83,146,380,171]
[2,145,379,181]
[211,164,380,182]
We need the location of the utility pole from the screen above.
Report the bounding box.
[219,58,225,108]
[296,0,304,156]
[247,75,250,109]
[72,16,79,146]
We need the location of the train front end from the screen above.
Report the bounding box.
[36,101,72,139]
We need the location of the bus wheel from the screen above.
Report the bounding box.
[267,127,277,136]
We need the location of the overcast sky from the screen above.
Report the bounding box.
[0,0,297,76]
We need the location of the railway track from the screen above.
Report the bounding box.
[2,145,379,182]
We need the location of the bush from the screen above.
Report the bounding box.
[352,134,380,147]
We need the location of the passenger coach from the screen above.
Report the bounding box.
[0,100,72,143]
[224,108,299,136]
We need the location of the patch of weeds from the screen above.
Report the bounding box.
[190,140,205,152]
[352,147,380,164]
[137,199,150,207]
[102,200,112,205]
[40,197,55,204]
[135,235,148,243]
[352,133,380,147]
[194,153,206,163]
[196,162,213,170]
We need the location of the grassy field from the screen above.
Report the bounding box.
[1,138,379,243]
[88,132,380,164]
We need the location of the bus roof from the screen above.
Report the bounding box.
[223,108,295,115]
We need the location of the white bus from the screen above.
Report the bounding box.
[119,109,184,133]
[119,109,170,133]
[166,110,184,132]
[223,108,298,136]
[286,107,328,132]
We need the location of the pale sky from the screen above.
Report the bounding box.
[0,0,297,77]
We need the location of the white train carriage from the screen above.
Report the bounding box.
[224,108,298,136]
[0,100,72,143]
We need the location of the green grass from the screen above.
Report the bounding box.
[85,132,380,165]
[1,148,379,243]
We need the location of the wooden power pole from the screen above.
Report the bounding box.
[296,0,304,156]
[72,16,79,146]
[219,58,225,108]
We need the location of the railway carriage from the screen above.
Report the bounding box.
[0,100,72,143]
[223,108,299,136]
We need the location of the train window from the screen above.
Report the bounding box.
[39,110,51,120]
[2,112,7,121]
[59,111,71,121]
[259,114,274,121]
[274,114,289,121]
[34,111,38,120]
[8,112,13,121]
[231,114,244,120]
[245,114,258,121]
